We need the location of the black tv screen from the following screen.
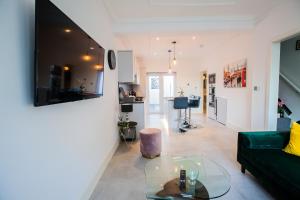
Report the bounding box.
[34,0,105,106]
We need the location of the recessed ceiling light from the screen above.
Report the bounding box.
[156,37,160,41]
[192,36,196,40]
[90,47,94,50]
[64,29,72,33]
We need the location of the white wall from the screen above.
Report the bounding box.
[204,33,253,130]
[0,0,119,200]
[251,0,300,130]
[144,58,202,98]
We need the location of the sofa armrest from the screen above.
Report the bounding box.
[238,131,290,150]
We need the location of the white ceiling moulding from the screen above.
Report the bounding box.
[112,16,255,33]
[149,0,238,6]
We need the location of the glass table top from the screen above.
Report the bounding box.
[145,155,230,199]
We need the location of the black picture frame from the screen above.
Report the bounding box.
[296,40,300,50]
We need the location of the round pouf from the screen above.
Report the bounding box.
[140,128,162,159]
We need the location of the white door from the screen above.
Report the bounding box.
[147,73,175,114]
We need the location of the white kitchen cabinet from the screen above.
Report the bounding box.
[117,50,140,84]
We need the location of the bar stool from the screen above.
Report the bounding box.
[188,97,201,128]
[173,97,189,132]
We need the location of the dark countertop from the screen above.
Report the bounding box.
[119,101,144,104]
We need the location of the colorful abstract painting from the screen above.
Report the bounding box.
[224,59,247,88]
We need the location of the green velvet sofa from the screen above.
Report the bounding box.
[237,131,300,199]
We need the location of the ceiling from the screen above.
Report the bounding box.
[117,31,249,67]
[103,0,283,24]
[105,0,286,68]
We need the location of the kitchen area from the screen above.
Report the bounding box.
[117,50,145,136]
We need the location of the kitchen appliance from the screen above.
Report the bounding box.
[208,74,216,120]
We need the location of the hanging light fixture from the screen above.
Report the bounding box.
[172,41,177,65]
[168,49,172,74]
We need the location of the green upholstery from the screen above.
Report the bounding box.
[238,131,300,199]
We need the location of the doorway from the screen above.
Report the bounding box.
[202,72,207,115]
[147,73,176,114]
[200,71,207,115]
[267,31,300,130]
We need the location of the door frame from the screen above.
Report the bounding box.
[266,29,300,130]
[146,72,176,114]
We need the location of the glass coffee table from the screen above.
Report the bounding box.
[145,156,230,199]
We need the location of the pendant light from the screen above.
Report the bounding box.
[172,41,177,65]
[168,49,172,74]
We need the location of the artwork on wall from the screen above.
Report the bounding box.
[224,59,247,88]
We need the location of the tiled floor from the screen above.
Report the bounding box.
[90,114,274,200]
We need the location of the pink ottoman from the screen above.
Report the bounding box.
[140,128,161,159]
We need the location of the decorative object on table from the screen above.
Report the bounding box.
[296,40,300,50]
[186,162,199,186]
[179,170,186,190]
[156,178,209,199]
[140,128,161,158]
[178,88,184,96]
[107,50,116,70]
[224,59,247,88]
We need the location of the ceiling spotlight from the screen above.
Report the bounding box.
[192,36,196,40]
[90,47,95,50]
[156,37,160,41]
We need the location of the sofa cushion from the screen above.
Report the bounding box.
[283,122,300,157]
[244,148,300,193]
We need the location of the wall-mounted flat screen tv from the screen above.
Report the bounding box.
[34,0,105,106]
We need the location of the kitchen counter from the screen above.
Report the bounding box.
[119,101,144,104]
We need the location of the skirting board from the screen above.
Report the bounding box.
[226,122,247,132]
[81,139,119,200]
